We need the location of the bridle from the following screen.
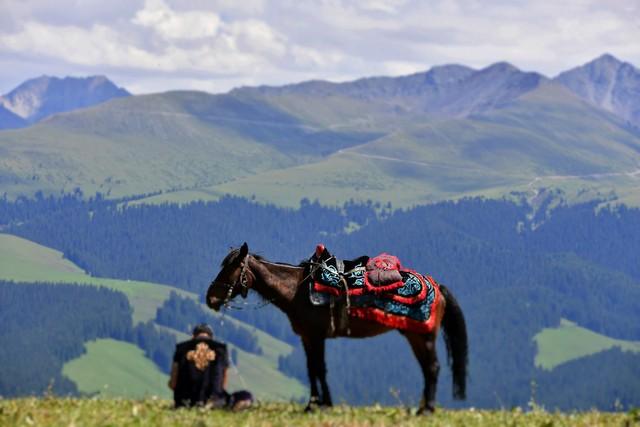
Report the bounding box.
[211,252,324,311]
[213,254,250,307]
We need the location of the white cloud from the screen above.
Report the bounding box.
[290,45,344,68]
[382,60,429,76]
[227,19,287,58]
[355,0,408,14]
[133,0,221,40]
[0,2,288,77]
[0,0,639,94]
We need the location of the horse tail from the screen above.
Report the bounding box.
[439,284,468,400]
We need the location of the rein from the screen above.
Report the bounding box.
[223,298,273,310]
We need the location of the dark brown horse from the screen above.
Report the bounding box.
[206,243,468,414]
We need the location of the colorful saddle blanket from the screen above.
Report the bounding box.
[309,248,441,334]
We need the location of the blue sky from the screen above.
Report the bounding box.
[1,0,638,94]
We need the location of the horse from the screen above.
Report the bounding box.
[206,243,468,414]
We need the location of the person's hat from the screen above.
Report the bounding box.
[192,323,213,337]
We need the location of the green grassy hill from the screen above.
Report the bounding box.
[0,233,305,401]
[62,339,171,399]
[0,90,376,199]
[0,93,293,198]
[197,83,640,207]
[534,319,640,370]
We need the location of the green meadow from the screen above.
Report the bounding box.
[0,399,635,427]
[62,339,171,399]
[534,319,640,370]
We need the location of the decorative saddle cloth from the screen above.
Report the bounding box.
[308,245,441,334]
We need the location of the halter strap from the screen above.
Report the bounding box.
[221,254,250,305]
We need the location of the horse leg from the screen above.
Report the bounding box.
[404,332,440,415]
[301,335,332,411]
[316,337,333,407]
[301,335,321,411]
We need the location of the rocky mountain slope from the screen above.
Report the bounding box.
[556,54,640,128]
[0,75,129,128]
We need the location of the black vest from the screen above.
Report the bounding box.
[173,337,229,407]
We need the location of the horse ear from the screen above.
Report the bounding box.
[240,242,249,258]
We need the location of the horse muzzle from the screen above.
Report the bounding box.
[207,295,224,311]
[206,282,224,311]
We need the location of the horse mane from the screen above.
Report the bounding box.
[221,248,265,268]
[221,247,301,269]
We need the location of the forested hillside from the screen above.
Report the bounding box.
[1,193,639,409]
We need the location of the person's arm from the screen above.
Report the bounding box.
[168,344,182,390]
[168,362,179,390]
[217,344,230,391]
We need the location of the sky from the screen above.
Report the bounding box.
[1,0,639,95]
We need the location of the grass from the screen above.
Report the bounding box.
[534,319,640,370]
[0,399,635,426]
[62,339,171,399]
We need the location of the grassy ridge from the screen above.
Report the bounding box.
[0,399,635,426]
[534,319,640,370]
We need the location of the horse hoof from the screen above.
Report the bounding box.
[305,401,331,413]
[416,406,435,416]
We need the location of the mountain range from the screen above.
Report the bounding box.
[0,54,639,206]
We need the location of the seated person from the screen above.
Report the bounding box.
[168,323,253,410]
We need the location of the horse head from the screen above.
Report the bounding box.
[206,242,252,311]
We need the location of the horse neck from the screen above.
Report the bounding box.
[247,256,303,312]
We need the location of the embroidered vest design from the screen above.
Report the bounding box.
[186,342,216,371]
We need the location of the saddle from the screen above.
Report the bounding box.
[307,244,441,334]
[310,244,405,296]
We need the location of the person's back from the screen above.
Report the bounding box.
[169,324,252,410]
[173,335,228,407]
